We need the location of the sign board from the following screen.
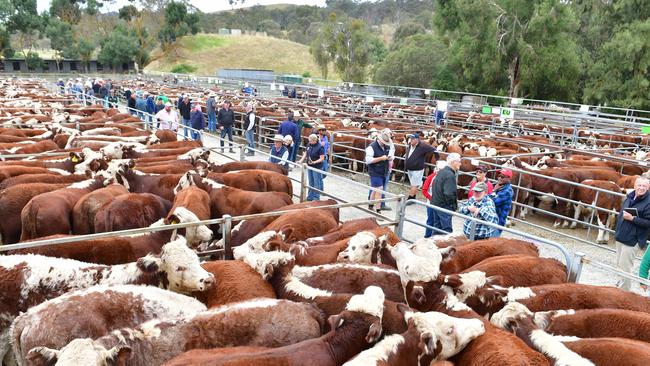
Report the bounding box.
[437,100,448,112]
[270,83,276,90]
[424,89,431,95]
[642,126,650,134]
[579,105,590,112]
[318,89,325,98]
[492,107,501,115]
[511,98,523,105]
[365,96,374,103]
[500,107,514,119]
[482,106,492,114]
[400,98,408,106]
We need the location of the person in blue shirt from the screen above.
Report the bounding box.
[299,134,325,201]
[278,112,299,162]
[317,124,330,174]
[489,168,514,237]
[145,93,156,127]
[459,182,499,239]
[269,134,290,171]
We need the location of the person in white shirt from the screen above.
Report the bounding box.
[244,103,256,156]
[154,102,179,131]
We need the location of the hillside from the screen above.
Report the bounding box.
[145,33,330,77]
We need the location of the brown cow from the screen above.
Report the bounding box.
[203,169,293,196]
[11,285,207,366]
[207,160,288,175]
[93,193,172,233]
[20,176,112,241]
[572,179,625,244]
[461,255,567,287]
[0,173,87,190]
[72,184,129,235]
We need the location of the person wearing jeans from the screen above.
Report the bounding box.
[615,177,650,291]
[217,101,235,153]
[428,153,461,236]
[299,134,325,201]
[243,103,256,156]
[178,95,192,139]
[206,94,217,132]
[189,103,205,141]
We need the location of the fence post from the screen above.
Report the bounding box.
[222,214,233,260]
[239,143,245,162]
[567,251,585,283]
[300,163,308,202]
[394,194,408,238]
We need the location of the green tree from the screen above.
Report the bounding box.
[391,22,425,48]
[158,1,201,54]
[258,19,281,37]
[25,50,42,69]
[374,33,456,89]
[77,38,95,72]
[3,0,44,57]
[50,0,81,24]
[0,26,13,59]
[98,25,138,69]
[118,4,139,22]
[46,18,78,65]
[584,19,650,110]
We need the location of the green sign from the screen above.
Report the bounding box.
[400,98,408,106]
[482,106,492,114]
[500,107,514,119]
[642,126,650,134]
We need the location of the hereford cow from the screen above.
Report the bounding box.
[11,285,207,366]
[72,184,129,235]
[20,175,114,241]
[572,179,625,244]
[166,186,213,246]
[533,308,650,344]
[30,299,326,366]
[93,193,172,233]
[304,217,380,246]
[203,169,293,196]
[162,286,385,366]
[0,236,213,365]
[191,260,276,308]
[207,160,288,175]
[0,172,86,190]
[460,255,567,287]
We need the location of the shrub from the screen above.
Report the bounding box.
[170,63,197,74]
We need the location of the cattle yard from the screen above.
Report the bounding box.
[0,75,650,365]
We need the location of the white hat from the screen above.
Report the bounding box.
[165,102,173,107]
[283,135,293,143]
[273,134,283,141]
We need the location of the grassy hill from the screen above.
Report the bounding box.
[145,33,332,78]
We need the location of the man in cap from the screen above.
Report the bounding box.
[404,132,439,200]
[268,134,289,170]
[429,153,461,236]
[365,129,394,214]
[154,102,179,132]
[317,124,330,173]
[206,93,217,132]
[459,182,499,239]
[489,168,514,237]
[468,165,494,199]
[135,91,148,123]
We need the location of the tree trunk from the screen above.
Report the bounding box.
[508,55,521,98]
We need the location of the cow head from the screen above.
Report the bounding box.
[179,148,210,164]
[72,148,110,175]
[165,207,212,247]
[337,231,385,263]
[173,172,196,195]
[391,242,441,287]
[400,304,485,361]
[490,301,533,331]
[27,339,131,366]
[233,231,284,260]
[136,236,214,293]
[328,286,384,344]
[240,250,295,279]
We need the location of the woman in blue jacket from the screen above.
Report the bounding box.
[489,168,514,237]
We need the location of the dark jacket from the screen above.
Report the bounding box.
[190,110,205,130]
[179,101,192,120]
[404,142,438,171]
[278,120,298,142]
[616,191,650,249]
[490,182,514,227]
[431,166,458,211]
[217,108,235,128]
[206,97,217,115]
[146,96,156,114]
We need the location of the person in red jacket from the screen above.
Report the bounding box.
[468,165,494,199]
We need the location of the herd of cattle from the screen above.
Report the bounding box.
[0,78,650,365]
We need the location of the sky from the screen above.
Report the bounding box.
[37,0,328,14]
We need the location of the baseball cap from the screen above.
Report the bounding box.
[476,165,488,173]
[473,182,488,192]
[164,102,173,107]
[498,169,513,178]
[409,133,419,139]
